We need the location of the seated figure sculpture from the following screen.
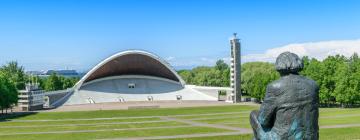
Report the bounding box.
[250,52,319,140]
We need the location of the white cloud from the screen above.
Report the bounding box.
[167,57,220,69]
[221,57,231,64]
[200,57,216,64]
[165,56,175,61]
[243,39,360,62]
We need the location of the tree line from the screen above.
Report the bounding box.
[240,62,279,100]
[0,62,24,114]
[302,54,360,107]
[178,60,230,87]
[178,53,360,107]
[39,73,79,92]
[0,61,79,114]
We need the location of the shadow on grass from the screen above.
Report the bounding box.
[0,112,38,122]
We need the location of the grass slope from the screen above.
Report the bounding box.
[0,105,359,140]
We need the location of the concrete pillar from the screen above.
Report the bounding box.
[230,33,241,103]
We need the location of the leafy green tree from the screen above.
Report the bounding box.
[0,71,18,114]
[44,73,63,91]
[0,61,26,90]
[301,54,360,107]
[333,54,360,107]
[42,74,79,91]
[334,61,351,106]
[178,70,194,84]
[37,76,47,90]
[222,67,230,87]
[347,53,360,105]
[61,77,79,89]
[319,55,346,105]
[178,60,231,87]
[301,58,323,85]
[241,62,279,100]
[215,60,228,71]
[192,66,213,86]
[206,69,223,86]
[215,60,230,87]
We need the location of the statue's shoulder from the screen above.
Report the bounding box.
[297,75,319,88]
[265,80,283,97]
[267,75,318,90]
[267,79,282,90]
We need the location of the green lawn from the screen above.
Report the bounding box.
[6,105,258,120]
[165,134,253,140]
[167,127,360,140]
[0,117,161,126]
[0,121,185,134]
[0,105,359,140]
[0,127,230,140]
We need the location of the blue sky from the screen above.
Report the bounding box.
[1,0,360,71]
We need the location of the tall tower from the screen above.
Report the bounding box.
[230,33,241,103]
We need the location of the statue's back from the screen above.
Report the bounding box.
[271,74,319,140]
[250,52,320,140]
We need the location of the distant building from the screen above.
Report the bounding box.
[26,71,43,75]
[18,83,45,111]
[230,33,241,103]
[26,70,81,78]
[44,70,79,77]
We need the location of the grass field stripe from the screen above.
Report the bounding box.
[0,120,174,128]
[0,125,194,136]
[5,111,250,122]
[320,124,360,129]
[320,114,360,119]
[99,132,246,140]
[187,116,245,121]
[160,116,252,133]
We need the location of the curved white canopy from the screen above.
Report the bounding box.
[74,50,185,90]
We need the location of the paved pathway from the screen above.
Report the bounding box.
[0,125,192,136]
[160,116,251,133]
[6,111,248,122]
[188,116,242,121]
[6,116,158,122]
[48,101,256,112]
[100,132,245,140]
[0,120,171,128]
[320,114,360,118]
[320,124,360,129]
[220,122,360,129]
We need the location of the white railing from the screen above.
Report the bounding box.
[43,88,74,96]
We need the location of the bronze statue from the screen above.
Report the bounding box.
[250,52,319,140]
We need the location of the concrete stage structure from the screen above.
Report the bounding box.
[64,50,217,105]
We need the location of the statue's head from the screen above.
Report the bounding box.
[275,52,304,75]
